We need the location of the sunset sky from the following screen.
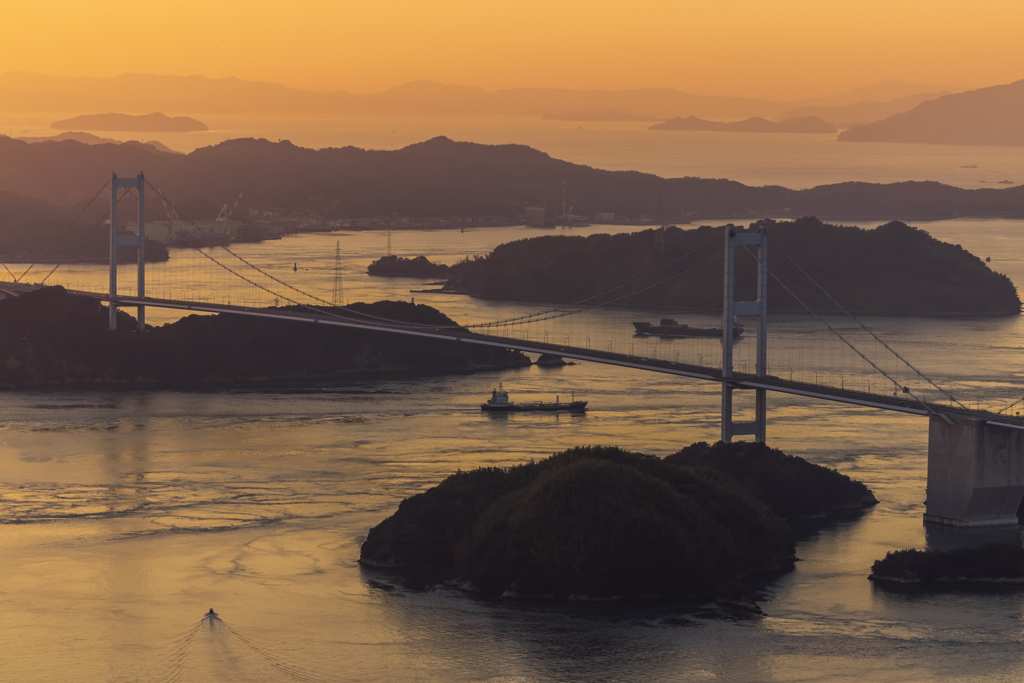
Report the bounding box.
[4,0,1023,99]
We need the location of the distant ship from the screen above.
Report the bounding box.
[481,383,587,412]
[632,318,743,338]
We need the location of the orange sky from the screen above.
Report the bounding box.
[4,0,1023,99]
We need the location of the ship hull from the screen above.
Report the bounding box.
[481,401,587,413]
[632,321,742,338]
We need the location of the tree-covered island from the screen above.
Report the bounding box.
[360,442,876,600]
[446,218,1021,316]
[870,544,1024,586]
[0,287,527,387]
[367,254,450,277]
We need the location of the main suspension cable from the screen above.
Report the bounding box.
[766,232,967,410]
[736,235,937,413]
[16,180,110,282]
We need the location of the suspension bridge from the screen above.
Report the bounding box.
[3,172,1024,529]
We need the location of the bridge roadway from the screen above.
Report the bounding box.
[6,284,1022,431]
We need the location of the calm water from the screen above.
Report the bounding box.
[4,217,1024,681]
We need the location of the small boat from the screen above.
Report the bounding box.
[481,383,586,412]
[632,318,743,338]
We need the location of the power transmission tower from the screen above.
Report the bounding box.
[386,228,392,256]
[332,240,344,306]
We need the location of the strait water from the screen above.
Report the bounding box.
[4,112,1024,679]
[3,217,1024,681]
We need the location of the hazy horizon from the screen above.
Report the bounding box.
[0,69,961,103]
[5,0,1023,100]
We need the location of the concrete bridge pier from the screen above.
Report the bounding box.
[925,415,1024,527]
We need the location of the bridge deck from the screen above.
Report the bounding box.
[5,284,1020,430]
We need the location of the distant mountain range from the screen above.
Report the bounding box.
[776,92,950,129]
[0,72,952,124]
[650,116,835,133]
[0,134,1023,223]
[839,79,1024,145]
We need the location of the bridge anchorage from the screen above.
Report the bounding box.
[9,172,1020,530]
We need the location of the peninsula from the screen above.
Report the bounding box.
[446,218,1021,316]
[50,112,208,132]
[650,115,836,133]
[0,287,527,388]
[838,79,1024,146]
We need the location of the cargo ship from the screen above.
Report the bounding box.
[632,318,743,338]
[480,384,587,412]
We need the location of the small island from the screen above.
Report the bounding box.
[50,112,208,132]
[870,544,1024,586]
[367,254,450,277]
[0,287,526,387]
[651,116,836,133]
[361,443,876,600]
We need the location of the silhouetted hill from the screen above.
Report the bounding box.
[6,135,1024,221]
[50,112,208,132]
[838,80,1024,145]
[447,218,1021,316]
[17,131,179,154]
[651,116,835,133]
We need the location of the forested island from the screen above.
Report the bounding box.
[0,287,526,387]
[367,255,450,277]
[651,116,836,133]
[446,218,1021,316]
[870,544,1024,586]
[361,442,875,600]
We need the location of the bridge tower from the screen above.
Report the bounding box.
[109,172,146,331]
[721,224,768,443]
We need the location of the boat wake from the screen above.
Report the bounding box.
[153,612,329,683]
